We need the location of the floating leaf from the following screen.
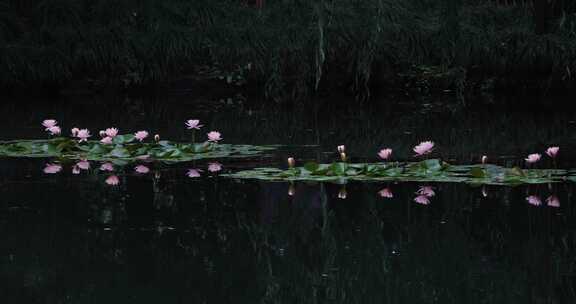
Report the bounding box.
[223,160,568,185]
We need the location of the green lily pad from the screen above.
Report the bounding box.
[223,159,570,185]
[0,138,278,162]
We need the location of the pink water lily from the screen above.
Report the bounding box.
[47,126,61,136]
[208,162,222,172]
[135,165,150,174]
[101,137,113,144]
[105,128,119,138]
[185,119,203,130]
[76,160,90,170]
[105,175,120,186]
[76,129,91,142]
[416,186,435,197]
[525,153,541,163]
[207,131,222,143]
[100,162,114,172]
[187,169,202,178]
[526,195,542,206]
[288,157,295,168]
[43,163,62,174]
[71,127,80,137]
[546,195,560,207]
[134,131,149,141]
[414,195,430,205]
[378,188,393,198]
[546,146,559,158]
[378,148,392,160]
[42,119,58,129]
[413,141,434,156]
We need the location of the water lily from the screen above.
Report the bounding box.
[77,129,91,142]
[76,160,90,170]
[71,127,80,137]
[287,157,295,168]
[546,146,559,158]
[481,155,487,164]
[154,134,160,142]
[208,162,222,172]
[101,137,113,144]
[42,119,58,129]
[525,153,541,164]
[105,128,119,138]
[185,119,203,130]
[416,186,435,197]
[337,145,345,153]
[47,126,61,136]
[187,169,202,178]
[100,162,114,172]
[105,175,120,186]
[378,188,393,198]
[43,163,62,174]
[546,195,560,207]
[99,130,106,137]
[378,148,392,160]
[135,165,150,174]
[207,131,222,143]
[134,130,149,142]
[413,141,434,156]
[414,195,430,205]
[526,195,542,206]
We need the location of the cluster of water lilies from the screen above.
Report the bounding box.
[35,118,232,185]
[42,119,222,144]
[289,141,561,169]
[373,141,559,165]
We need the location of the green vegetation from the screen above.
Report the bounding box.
[2,0,576,99]
[0,137,277,161]
[224,159,573,185]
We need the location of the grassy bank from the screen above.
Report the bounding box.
[1,0,576,100]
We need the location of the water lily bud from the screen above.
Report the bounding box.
[287,157,295,168]
[481,155,487,164]
[337,145,345,154]
[154,134,160,142]
[99,130,106,138]
[340,152,347,162]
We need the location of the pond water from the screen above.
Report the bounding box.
[1,96,576,303]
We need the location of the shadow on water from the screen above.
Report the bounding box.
[1,95,576,302]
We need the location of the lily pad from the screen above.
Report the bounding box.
[0,138,278,162]
[223,159,570,185]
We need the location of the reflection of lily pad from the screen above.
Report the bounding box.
[0,138,278,162]
[223,159,570,185]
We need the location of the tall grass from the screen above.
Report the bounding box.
[1,0,576,99]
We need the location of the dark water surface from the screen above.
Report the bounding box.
[1,96,576,303]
